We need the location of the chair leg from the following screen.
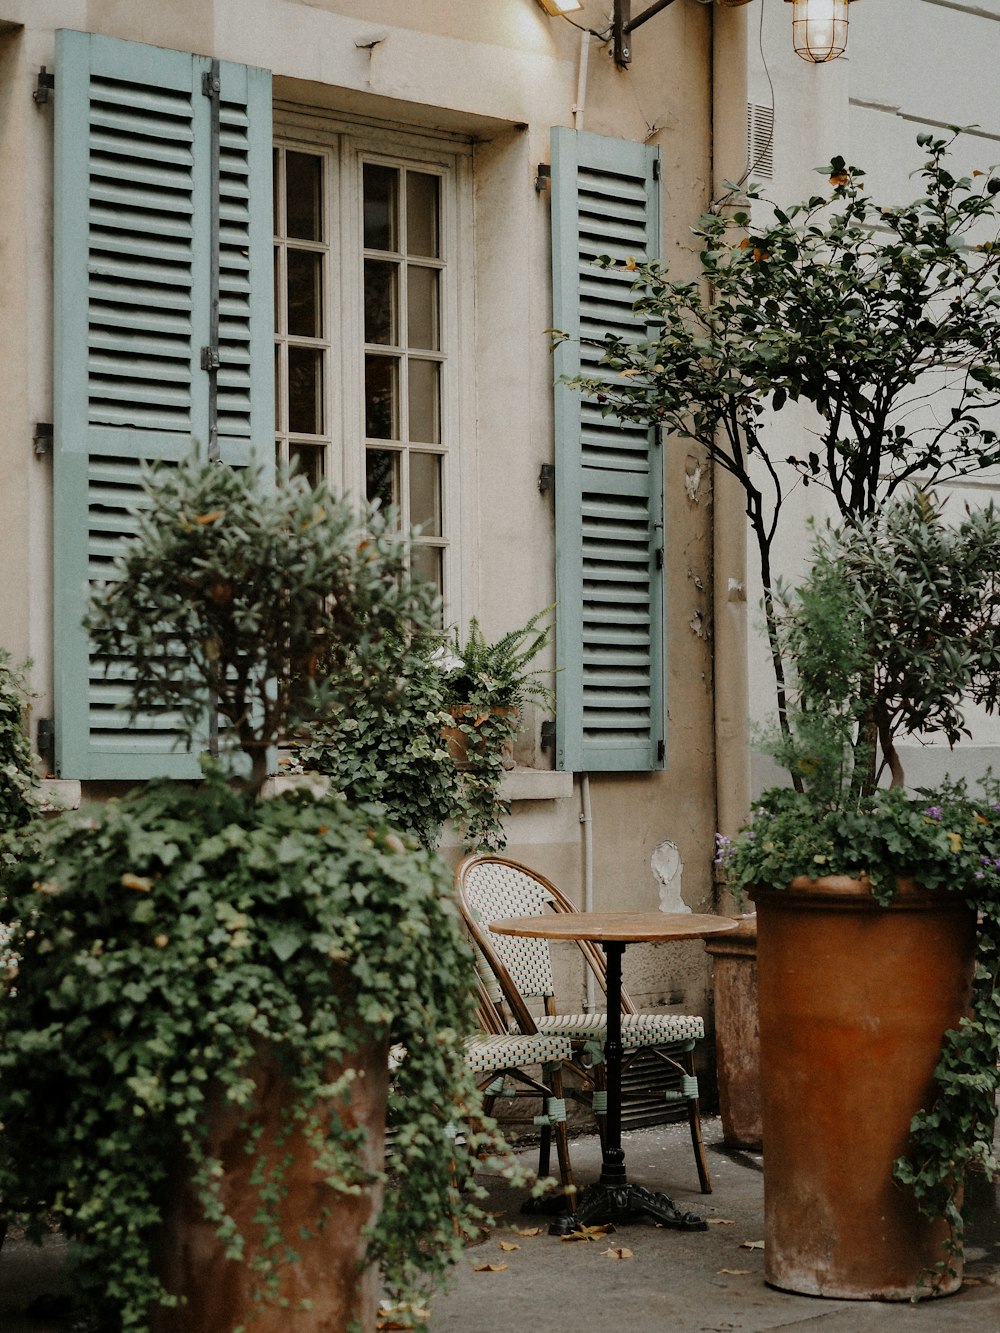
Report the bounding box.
[683,1048,712,1194]
[550,1068,574,1194]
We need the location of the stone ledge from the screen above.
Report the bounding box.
[39,778,82,812]
[500,767,574,802]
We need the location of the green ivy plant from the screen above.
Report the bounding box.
[296,627,460,851]
[443,610,555,852]
[0,649,41,870]
[0,459,528,1330]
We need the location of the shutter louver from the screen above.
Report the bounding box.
[551,128,665,773]
[53,31,273,779]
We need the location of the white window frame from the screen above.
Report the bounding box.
[273,105,475,617]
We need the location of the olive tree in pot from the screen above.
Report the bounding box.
[560,133,1000,1298]
[0,460,518,1332]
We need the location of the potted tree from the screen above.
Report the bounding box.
[0,459,522,1332]
[717,495,1000,1297]
[560,132,1000,1298]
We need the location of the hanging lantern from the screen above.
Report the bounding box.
[785,0,857,64]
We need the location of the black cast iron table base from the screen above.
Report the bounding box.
[548,1178,707,1236]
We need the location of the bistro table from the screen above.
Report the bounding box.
[490,911,736,1236]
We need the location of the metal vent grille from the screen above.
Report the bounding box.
[747,102,775,181]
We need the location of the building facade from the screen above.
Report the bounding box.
[0,1,753,1018]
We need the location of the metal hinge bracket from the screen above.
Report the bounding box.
[535,163,551,193]
[201,69,220,99]
[33,67,55,104]
[538,463,556,495]
[201,346,220,372]
[540,720,556,752]
[658,738,665,763]
[33,422,53,456]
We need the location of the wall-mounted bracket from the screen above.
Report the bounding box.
[535,162,551,193]
[33,422,53,455]
[540,720,557,752]
[33,66,55,104]
[538,462,556,495]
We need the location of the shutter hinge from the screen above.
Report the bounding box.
[657,739,665,763]
[33,67,55,104]
[202,69,220,99]
[538,463,556,495]
[33,422,53,456]
[655,547,663,569]
[535,163,551,193]
[540,720,556,752]
[653,158,660,180]
[201,346,220,371]
[37,717,55,768]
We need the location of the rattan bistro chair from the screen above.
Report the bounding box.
[463,975,576,1194]
[456,853,712,1194]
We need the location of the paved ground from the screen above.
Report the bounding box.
[425,1117,1000,1333]
[3,1116,999,1331]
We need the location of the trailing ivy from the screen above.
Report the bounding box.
[0,649,40,870]
[0,768,521,1329]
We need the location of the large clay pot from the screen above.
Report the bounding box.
[443,704,517,770]
[750,875,976,1300]
[153,1032,390,1332]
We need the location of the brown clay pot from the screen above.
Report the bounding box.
[750,875,976,1300]
[152,1032,390,1332]
[704,915,762,1151]
[443,704,517,770]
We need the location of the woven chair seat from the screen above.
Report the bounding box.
[527,1011,704,1045]
[464,1031,574,1075]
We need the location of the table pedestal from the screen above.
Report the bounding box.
[548,943,708,1237]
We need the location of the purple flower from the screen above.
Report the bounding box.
[924,805,943,822]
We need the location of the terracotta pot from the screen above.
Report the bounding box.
[749,875,975,1300]
[153,1031,390,1332]
[704,915,762,1151]
[443,704,517,770]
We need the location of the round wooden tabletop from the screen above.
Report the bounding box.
[489,911,737,944]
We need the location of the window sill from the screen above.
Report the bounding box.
[501,767,574,802]
[39,778,82,812]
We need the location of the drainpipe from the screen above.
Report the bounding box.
[580,772,596,1010]
[573,29,589,130]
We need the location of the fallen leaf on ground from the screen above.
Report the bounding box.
[706,1218,736,1226]
[473,1262,508,1272]
[498,1240,519,1252]
[513,1226,542,1237]
[718,1268,753,1276]
[604,1246,634,1260]
[963,1277,983,1287]
[740,1239,765,1250]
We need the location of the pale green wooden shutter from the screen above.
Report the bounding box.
[52,30,273,779]
[550,128,665,773]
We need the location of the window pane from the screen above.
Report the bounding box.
[407,172,439,258]
[364,163,398,251]
[365,355,398,439]
[410,542,442,596]
[366,448,399,511]
[289,443,325,487]
[287,249,323,338]
[274,345,282,430]
[408,359,440,444]
[286,151,323,241]
[364,259,397,345]
[287,345,324,435]
[407,266,439,351]
[409,452,441,536]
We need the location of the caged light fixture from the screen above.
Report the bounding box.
[536,0,857,67]
[784,0,860,63]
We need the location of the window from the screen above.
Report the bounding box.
[273,123,463,600]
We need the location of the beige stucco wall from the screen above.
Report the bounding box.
[0,0,750,1021]
[746,0,1000,797]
